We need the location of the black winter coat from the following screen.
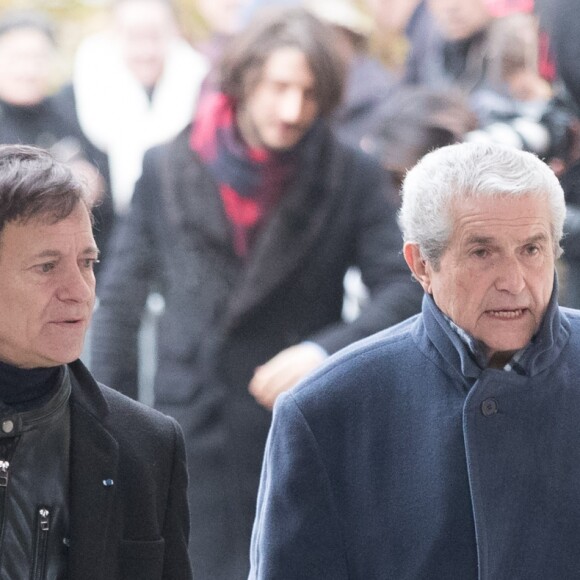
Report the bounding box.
[68,360,191,579]
[90,122,423,579]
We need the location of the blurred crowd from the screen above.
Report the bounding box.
[3,0,580,296]
[2,0,580,577]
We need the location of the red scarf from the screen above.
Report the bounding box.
[190,92,297,257]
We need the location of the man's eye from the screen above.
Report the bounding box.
[39,263,55,273]
[472,248,489,258]
[82,258,100,270]
[525,245,540,256]
[267,80,288,94]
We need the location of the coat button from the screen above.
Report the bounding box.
[2,420,14,434]
[481,398,498,417]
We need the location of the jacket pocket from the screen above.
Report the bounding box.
[31,506,51,580]
[119,538,165,579]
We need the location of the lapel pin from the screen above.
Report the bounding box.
[102,479,114,487]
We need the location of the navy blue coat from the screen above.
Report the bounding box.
[251,290,580,579]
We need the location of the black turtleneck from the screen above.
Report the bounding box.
[0,360,63,412]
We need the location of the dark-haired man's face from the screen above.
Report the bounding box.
[237,46,319,151]
[0,204,98,368]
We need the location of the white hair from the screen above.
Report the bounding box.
[398,142,566,268]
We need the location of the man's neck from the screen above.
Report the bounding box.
[487,350,518,369]
[0,360,62,409]
[444,315,523,370]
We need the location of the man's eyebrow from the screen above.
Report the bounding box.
[32,246,100,259]
[464,232,550,248]
[32,250,63,259]
[465,235,495,245]
[523,233,549,245]
[82,245,100,257]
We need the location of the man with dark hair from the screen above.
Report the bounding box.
[0,144,191,579]
[90,7,422,579]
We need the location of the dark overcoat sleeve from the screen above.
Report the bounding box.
[160,417,192,579]
[249,392,348,579]
[90,147,162,399]
[107,413,193,579]
[309,152,423,354]
[68,363,193,579]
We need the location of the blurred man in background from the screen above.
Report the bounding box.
[69,0,208,218]
[91,7,422,578]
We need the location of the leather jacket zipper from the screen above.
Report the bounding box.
[31,507,50,580]
[0,460,9,552]
[0,461,8,487]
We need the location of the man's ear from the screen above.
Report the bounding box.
[403,242,432,294]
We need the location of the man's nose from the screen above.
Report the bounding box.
[494,256,526,294]
[279,89,305,124]
[57,266,95,303]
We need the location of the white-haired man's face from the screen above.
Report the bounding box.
[404,194,555,368]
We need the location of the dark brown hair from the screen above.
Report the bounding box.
[0,144,91,233]
[218,7,346,117]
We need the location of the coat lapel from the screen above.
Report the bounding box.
[163,129,233,250]
[67,362,119,580]
[166,123,346,327]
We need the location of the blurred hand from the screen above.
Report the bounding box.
[508,69,552,102]
[248,343,327,410]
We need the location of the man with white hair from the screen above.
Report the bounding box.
[250,141,580,578]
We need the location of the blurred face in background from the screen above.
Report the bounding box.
[196,0,249,36]
[364,0,421,34]
[0,27,54,106]
[237,47,319,151]
[428,0,493,41]
[113,0,178,89]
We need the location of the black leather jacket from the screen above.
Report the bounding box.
[0,369,71,579]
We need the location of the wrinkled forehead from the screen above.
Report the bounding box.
[448,193,553,241]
